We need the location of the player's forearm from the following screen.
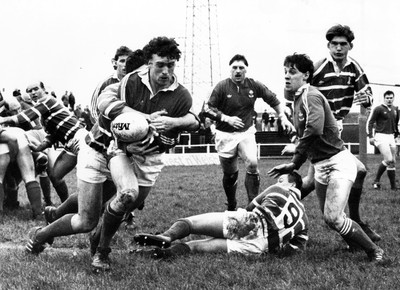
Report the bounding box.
[0,115,18,125]
[172,113,200,131]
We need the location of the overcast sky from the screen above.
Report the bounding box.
[1,0,399,112]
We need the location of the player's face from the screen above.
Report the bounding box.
[230,60,247,84]
[26,83,45,102]
[284,64,308,93]
[148,54,176,90]
[328,36,352,62]
[113,55,129,79]
[384,94,395,106]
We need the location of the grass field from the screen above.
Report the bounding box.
[0,155,399,289]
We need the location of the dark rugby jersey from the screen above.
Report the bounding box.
[16,95,80,144]
[203,78,280,132]
[312,56,372,120]
[367,104,399,137]
[86,67,193,154]
[291,84,345,168]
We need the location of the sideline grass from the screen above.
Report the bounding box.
[0,156,399,289]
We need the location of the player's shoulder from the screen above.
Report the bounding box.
[347,56,366,73]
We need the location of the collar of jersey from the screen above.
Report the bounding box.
[295,83,310,97]
[138,67,179,98]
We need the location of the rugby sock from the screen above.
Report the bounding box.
[223,171,238,209]
[339,217,377,253]
[162,219,192,241]
[98,205,124,249]
[4,187,19,208]
[54,193,79,219]
[0,182,4,211]
[348,187,362,223]
[374,162,387,183]
[39,176,52,206]
[25,181,42,218]
[36,214,74,243]
[387,168,396,189]
[54,181,69,202]
[245,171,260,203]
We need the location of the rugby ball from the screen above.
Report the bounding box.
[110,111,149,142]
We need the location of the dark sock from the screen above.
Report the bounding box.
[163,243,191,257]
[163,219,192,241]
[98,205,124,249]
[387,169,396,189]
[244,172,260,203]
[339,218,377,254]
[375,162,387,182]
[36,214,74,243]
[39,176,52,205]
[26,181,42,217]
[55,193,79,219]
[0,182,4,211]
[54,181,69,202]
[223,171,238,206]
[4,187,19,208]
[348,187,362,223]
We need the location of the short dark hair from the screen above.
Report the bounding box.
[12,89,21,97]
[114,46,132,61]
[284,53,314,83]
[143,37,181,62]
[126,49,146,74]
[384,90,395,97]
[229,54,248,66]
[326,24,355,43]
[288,171,303,190]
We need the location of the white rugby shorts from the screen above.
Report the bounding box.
[313,149,357,185]
[215,126,257,159]
[373,133,396,148]
[77,140,164,186]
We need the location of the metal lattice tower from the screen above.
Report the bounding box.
[182,0,221,113]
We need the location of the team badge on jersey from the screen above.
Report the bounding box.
[227,94,232,98]
[248,90,254,98]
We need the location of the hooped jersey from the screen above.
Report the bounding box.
[253,185,308,252]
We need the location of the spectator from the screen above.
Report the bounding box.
[61,91,69,108]
[261,109,269,131]
[74,104,82,119]
[68,92,76,111]
[269,114,276,131]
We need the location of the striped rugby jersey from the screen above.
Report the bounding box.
[16,95,81,144]
[252,184,308,252]
[89,72,120,124]
[312,56,372,120]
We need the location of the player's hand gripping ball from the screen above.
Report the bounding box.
[111,111,150,142]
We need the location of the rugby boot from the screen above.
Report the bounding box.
[26,227,46,255]
[91,247,111,271]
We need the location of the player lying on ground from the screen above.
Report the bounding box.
[133,172,308,259]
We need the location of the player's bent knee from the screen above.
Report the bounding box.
[110,189,138,213]
[323,214,342,231]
